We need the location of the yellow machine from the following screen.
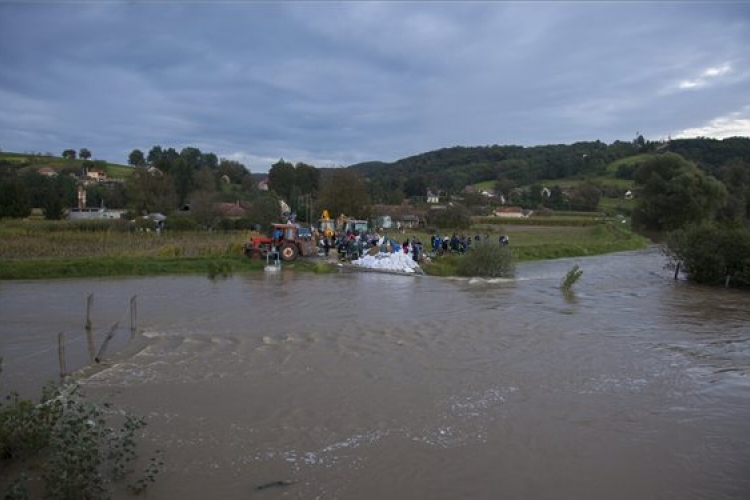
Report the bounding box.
[319,210,335,238]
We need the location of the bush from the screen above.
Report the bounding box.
[560,265,583,290]
[234,218,255,230]
[164,215,197,231]
[134,217,157,231]
[1,383,162,499]
[429,204,471,229]
[218,218,236,231]
[455,239,515,278]
[666,223,750,287]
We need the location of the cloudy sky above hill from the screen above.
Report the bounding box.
[1,2,748,172]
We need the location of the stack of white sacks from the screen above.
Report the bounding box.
[351,251,420,273]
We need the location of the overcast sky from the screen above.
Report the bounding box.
[1,2,749,173]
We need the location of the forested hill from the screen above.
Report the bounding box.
[348,137,750,192]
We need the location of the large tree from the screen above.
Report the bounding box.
[218,159,249,184]
[125,168,177,214]
[268,159,296,201]
[318,168,370,219]
[632,153,727,232]
[128,149,146,167]
[62,149,76,160]
[0,180,30,218]
[294,162,320,195]
[172,157,194,206]
[246,192,282,233]
[79,148,92,161]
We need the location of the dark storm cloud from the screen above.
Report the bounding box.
[0,2,748,172]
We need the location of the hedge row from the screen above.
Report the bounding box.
[471,216,602,227]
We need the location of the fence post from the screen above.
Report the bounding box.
[85,294,94,332]
[58,332,67,378]
[674,263,680,280]
[130,295,138,336]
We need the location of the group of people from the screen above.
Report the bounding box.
[430,233,510,254]
[316,230,509,262]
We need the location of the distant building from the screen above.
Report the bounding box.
[258,178,270,191]
[86,169,107,182]
[426,190,439,204]
[68,207,126,220]
[38,167,57,177]
[494,206,525,218]
[214,200,248,219]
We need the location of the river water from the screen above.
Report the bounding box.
[1,249,748,499]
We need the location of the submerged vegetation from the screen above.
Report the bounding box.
[0,359,161,498]
[560,265,584,291]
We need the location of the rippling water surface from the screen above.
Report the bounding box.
[1,249,749,499]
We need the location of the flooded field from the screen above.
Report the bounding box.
[1,249,748,499]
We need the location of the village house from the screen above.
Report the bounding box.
[86,169,107,182]
[37,167,57,177]
[494,206,526,218]
[214,200,249,219]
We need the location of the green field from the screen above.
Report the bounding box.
[472,153,651,209]
[0,152,133,178]
[0,216,650,279]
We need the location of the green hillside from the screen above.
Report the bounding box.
[0,152,133,178]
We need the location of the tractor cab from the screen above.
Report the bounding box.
[246,223,319,261]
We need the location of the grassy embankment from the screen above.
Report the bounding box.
[0,220,326,280]
[0,213,650,280]
[404,217,649,276]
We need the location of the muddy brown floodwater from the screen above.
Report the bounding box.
[1,249,749,499]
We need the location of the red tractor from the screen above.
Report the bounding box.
[245,223,319,261]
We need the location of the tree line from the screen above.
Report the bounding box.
[630,152,750,288]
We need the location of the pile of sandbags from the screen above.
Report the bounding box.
[351,251,420,273]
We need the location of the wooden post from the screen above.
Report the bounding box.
[85,293,94,332]
[674,262,680,280]
[58,332,67,378]
[725,274,731,288]
[86,329,97,361]
[95,322,119,363]
[85,293,96,360]
[130,295,138,336]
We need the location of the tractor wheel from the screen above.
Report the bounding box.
[279,243,299,261]
[245,248,264,259]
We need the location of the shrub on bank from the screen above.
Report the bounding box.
[665,223,750,287]
[455,240,515,278]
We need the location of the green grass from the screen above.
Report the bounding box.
[1,151,133,178]
[598,196,636,214]
[472,153,657,194]
[0,256,263,280]
[105,163,135,178]
[474,180,496,191]
[0,214,649,280]
[605,153,655,174]
[406,218,650,276]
